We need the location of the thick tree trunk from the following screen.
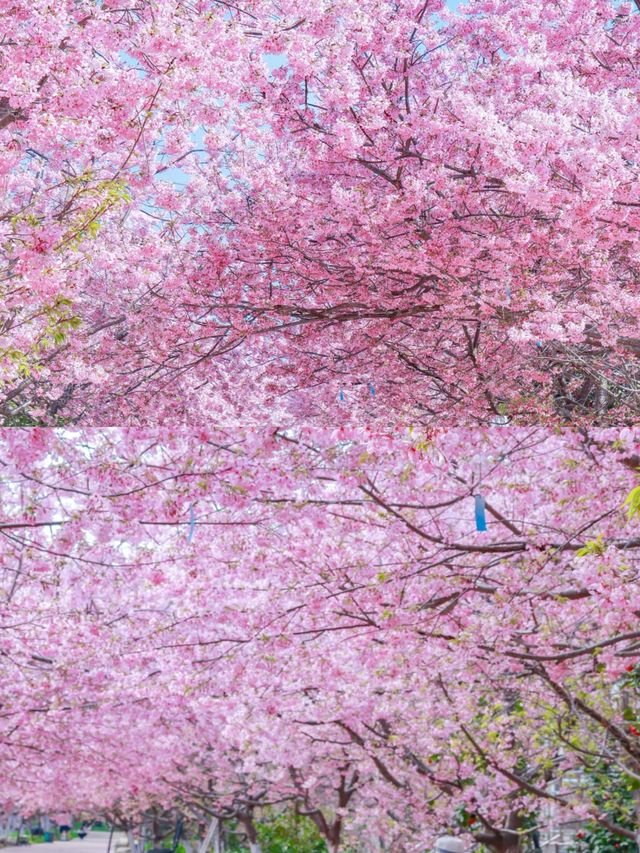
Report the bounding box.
[238,812,262,853]
[475,811,524,853]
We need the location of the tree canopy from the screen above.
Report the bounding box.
[1,0,639,425]
[1,427,639,851]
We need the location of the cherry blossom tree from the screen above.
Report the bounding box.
[1,426,639,851]
[1,0,639,426]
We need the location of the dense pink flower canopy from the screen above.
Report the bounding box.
[2,0,640,849]
[0,0,639,426]
[1,427,639,850]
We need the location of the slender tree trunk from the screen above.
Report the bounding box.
[633,788,640,851]
[212,822,222,853]
[197,818,219,853]
[127,830,138,853]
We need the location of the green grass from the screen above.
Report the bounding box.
[2,829,82,846]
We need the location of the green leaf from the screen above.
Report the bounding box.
[624,486,640,521]
[576,534,606,557]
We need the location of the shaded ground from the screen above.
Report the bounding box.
[2,833,126,853]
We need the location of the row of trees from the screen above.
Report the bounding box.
[1,426,639,851]
[1,0,639,425]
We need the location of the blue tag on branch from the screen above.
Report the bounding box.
[369,384,375,396]
[339,390,345,401]
[187,504,196,543]
[474,495,488,532]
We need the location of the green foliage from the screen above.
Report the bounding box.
[1,410,42,426]
[624,486,640,522]
[453,804,479,830]
[569,765,639,853]
[255,811,327,853]
[1,410,74,427]
[0,294,82,398]
[573,822,636,853]
[220,830,247,853]
[623,664,640,692]
[576,535,606,557]
[62,175,132,251]
[40,295,82,349]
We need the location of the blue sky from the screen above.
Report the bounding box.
[152,0,465,190]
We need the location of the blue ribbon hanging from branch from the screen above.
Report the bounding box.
[474,495,487,532]
[369,383,375,396]
[187,503,196,543]
[339,389,345,402]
